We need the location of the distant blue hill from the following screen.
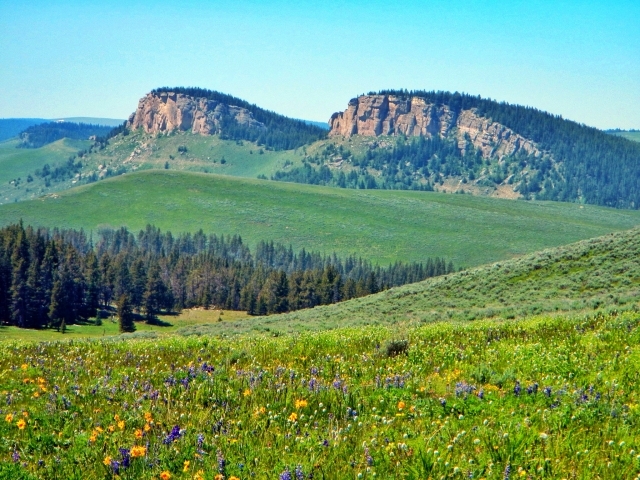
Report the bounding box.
[0,118,47,142]
[0,117,125,142]
[300,119,329,130]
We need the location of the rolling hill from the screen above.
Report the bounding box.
[179,225,640,336]
[2,88,639,212]
[0,170,639,266]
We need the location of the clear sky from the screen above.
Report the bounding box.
[1,0,638,129]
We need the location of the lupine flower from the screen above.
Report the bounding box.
[164,425,183,444]
[295,465,305,479]
[280,468,292,480]
[513,381,521,396]
[217,449,226,474]
[119,448,130,468]
[364,447,373,466]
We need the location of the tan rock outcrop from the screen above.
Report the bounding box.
[127,91,265,135]
[330,95,540,158]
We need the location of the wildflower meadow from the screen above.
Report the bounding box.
[1,311,640,479]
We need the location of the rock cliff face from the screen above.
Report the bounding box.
[127,91,265,135]
[330,95,540,158]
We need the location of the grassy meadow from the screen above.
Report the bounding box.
[1,312,640,479]
[1,170,640,266]
[0,138,92,204]
[608,131,640,143]
[0,309,247,343]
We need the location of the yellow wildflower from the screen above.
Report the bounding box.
[103,455,112,466]
[131,445,146,458]
[5,413,13,423]
[215,475,224,480]
[134,429,143,439]
[22,411,29,418]
[193,470,205,480]
[243,388,251,397]
[397,401,406,411]
[144,423,151,432]
[288,412,298,422]
[183,460,190,472]
[108,424,115,433]
[118,420,125,430]
[33,392,40,398]
[160,471,172,480]
[16,419,26,430]
[144,412,153,423]
[21,364,28,370]
[295,399,308,409]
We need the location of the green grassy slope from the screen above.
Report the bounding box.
[0,170,639,266]
[0,131,306,205]
[215,226,640,336]
[85,130,305,178]
[0,138,91,202]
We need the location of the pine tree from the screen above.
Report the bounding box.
[117,294,136,333]
[144,263,168,322]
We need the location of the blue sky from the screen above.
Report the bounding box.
[1,0,638,129]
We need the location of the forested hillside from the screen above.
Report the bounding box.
[274,90,640,209]
[0,222,454,330]
[18,121,114,148]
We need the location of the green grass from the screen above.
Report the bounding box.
[609,131,640,142]
[0,138,91,203]
[1,170,639,266]
[213,227,639,337]
[1,312,640,478]
[0,309,248,343]
[85,129,305,179]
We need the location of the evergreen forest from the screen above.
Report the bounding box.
[18,122,113,149]
[0,222,455,330]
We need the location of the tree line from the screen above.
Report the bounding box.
[18,122,113,149]
[0,223,455,331]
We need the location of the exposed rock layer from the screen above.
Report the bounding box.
[330,95,539,158]
[127,91,265,135]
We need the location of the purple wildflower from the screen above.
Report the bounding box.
[280,468,292,480]
[164,425,183,444]
[217,449,226,474]
[364,447,373,466]
[12,451,19,463]
[513,381,521,396]
[295,465,305,480]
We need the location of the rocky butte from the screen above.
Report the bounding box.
[329,94,541,159]
[127,91,265,135]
